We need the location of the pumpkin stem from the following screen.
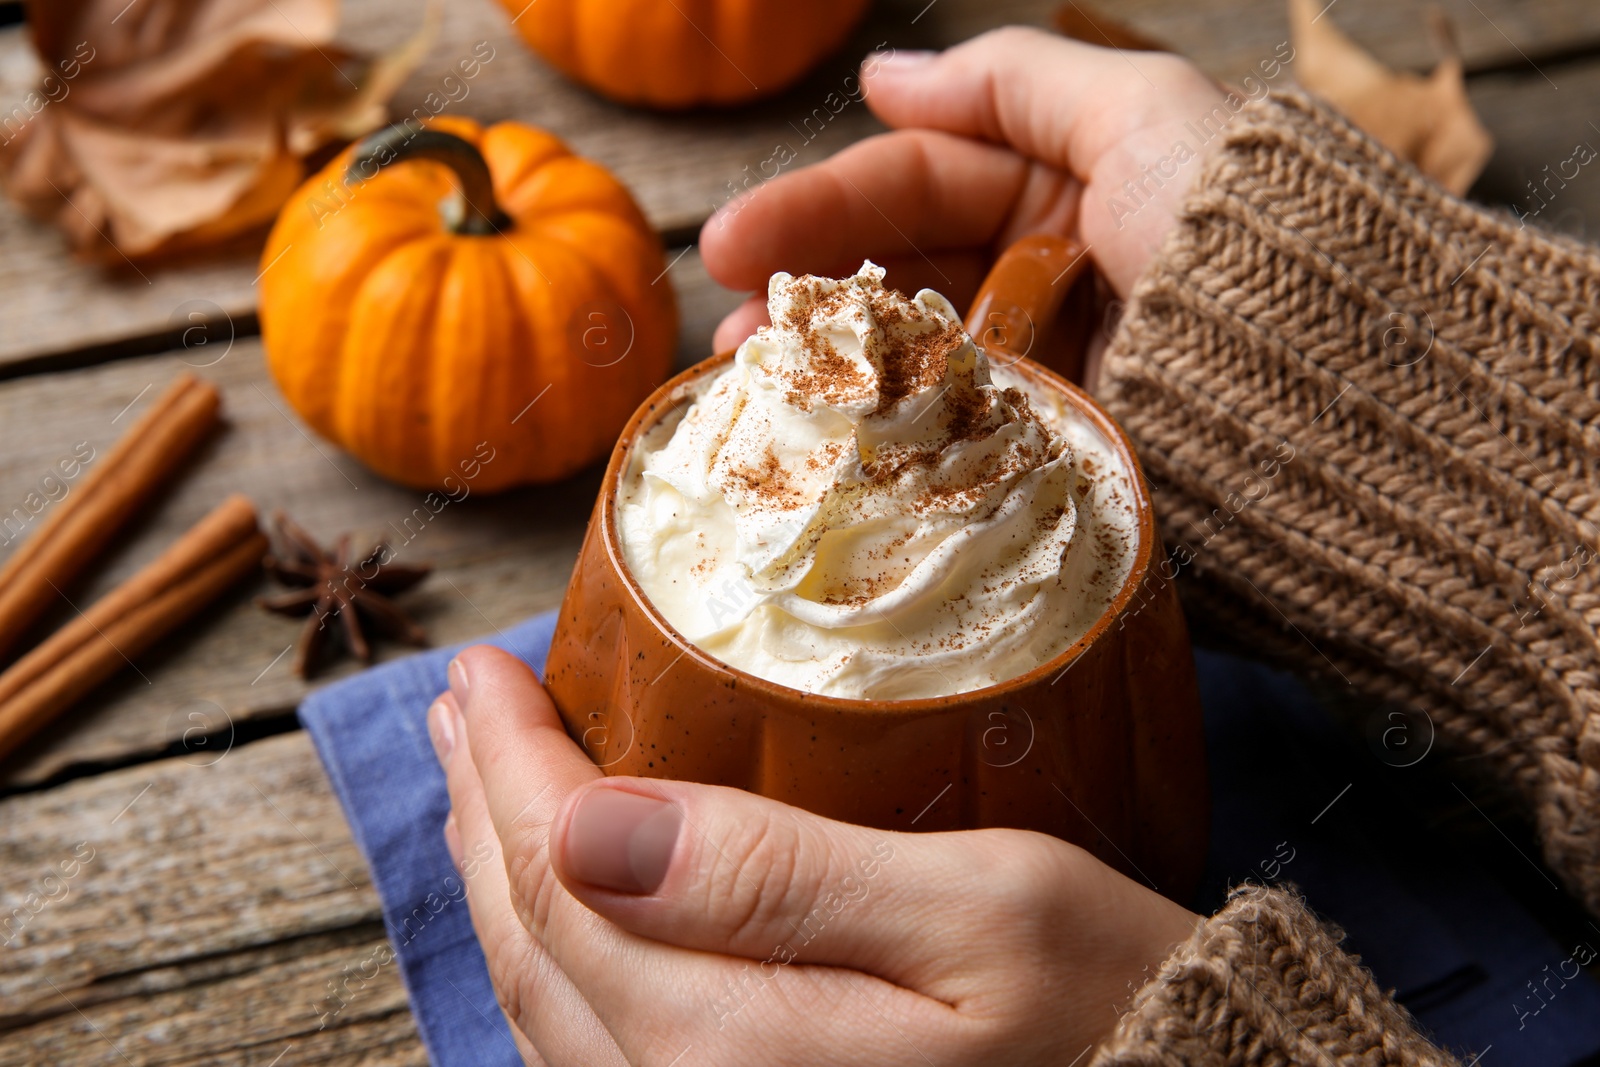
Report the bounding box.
[347,125,512,236]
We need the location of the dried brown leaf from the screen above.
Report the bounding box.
[1,0,434,259]
[1289,0,1493,195]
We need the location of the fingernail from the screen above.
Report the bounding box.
[564,787,682,894]
[427,698,455,765]
[867,49,936,73]
[443,812,462,869]
[448,656,470,704]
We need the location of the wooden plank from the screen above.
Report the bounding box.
[671,241,747,365]
[2,975,426,1067]
[1099,0,1600,82]
[0,711,432,1064]
[0,27,265,368]
[0,732,431,1064]
[0,736,425,1063]
[2,940,429,1064]
[1466,59,1600,241]
[0,249,742,788]
[0,734,376,1019]
[0,215,264,376]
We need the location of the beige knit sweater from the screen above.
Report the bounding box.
[1090,91,1600,1065]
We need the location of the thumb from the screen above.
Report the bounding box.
[549,775,1081,998]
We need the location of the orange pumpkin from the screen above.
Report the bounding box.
[259,117,677,492]
[503,0,872,108]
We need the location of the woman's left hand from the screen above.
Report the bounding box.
[431,645,1198,1066]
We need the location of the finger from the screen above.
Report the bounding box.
[862,29,1222,294]
[452,649,949,1063]
[447,646,605,918]
[699,129,1028,290]
[432,683,627,1067]
[445,647,615,971]
[548,774,1078,1004]
[862,28,1210,176]
[450,647,719,1060]
[708,250,993,355]
[711,295,766,354]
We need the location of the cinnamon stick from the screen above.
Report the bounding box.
[0,495,266,765]
[0,373,221,664]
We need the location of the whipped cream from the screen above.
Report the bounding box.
[616,263,1138,700]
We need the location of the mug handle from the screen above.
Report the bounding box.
[963,234,1093,381]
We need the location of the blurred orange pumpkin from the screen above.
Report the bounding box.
[502,0,872,108]
[258,117,677,492]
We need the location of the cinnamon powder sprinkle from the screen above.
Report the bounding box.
[727,445,806,507]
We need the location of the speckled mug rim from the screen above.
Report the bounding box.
[596,349,1161,714]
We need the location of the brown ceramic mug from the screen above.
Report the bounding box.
[544,236,1208,901]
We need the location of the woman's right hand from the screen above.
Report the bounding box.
[701,27,1230,358]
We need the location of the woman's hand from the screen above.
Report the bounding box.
[700,28,1225,357]
[431,646,1198,1066]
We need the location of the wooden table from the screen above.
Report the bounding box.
[1,0,1597,1061]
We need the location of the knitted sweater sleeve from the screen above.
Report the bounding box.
[1093,886,1460,1066]
[1090,90,1600,1064]
[1096,92,1600,916]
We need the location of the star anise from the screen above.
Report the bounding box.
[255,511,432,678]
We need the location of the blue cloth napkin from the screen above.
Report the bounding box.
[300,614,555,1066]
[300,614,1600,1066]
